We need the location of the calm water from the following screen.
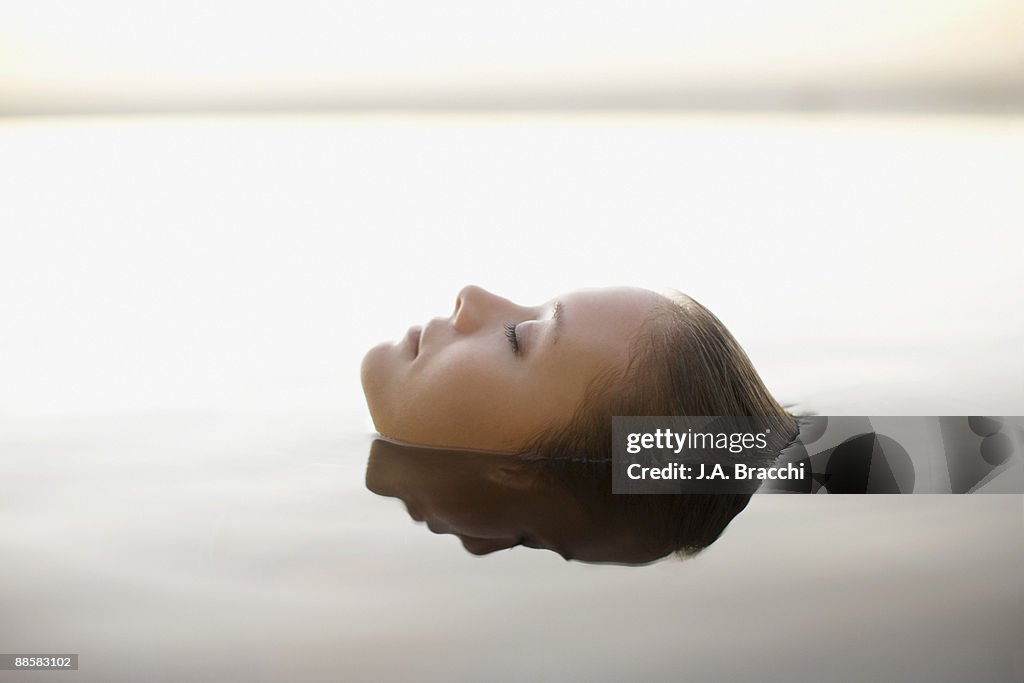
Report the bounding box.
[1,113,1022,681]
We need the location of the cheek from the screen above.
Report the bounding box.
[418,350,503,409]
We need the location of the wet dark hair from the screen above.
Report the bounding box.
[523,292,796,555]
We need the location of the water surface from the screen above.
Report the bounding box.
[2,113,1022,681]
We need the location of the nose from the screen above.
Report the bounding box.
[452,285,515,333]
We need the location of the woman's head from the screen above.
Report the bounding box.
[361,285,664,451]
[361,284,794,455]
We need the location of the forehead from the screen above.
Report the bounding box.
[547,287,663,361]
[557,287,663,328]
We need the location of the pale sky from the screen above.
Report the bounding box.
[1,0,1022,112]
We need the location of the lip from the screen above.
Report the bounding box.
[405,325,422,357]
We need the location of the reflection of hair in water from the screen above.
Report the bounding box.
[525,293,797,462]
[366,439,755,564]
[530,457,753,558]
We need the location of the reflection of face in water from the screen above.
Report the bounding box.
[360,285,664,451]
[365,439,753,565]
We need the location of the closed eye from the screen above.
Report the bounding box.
[504,322,520,355]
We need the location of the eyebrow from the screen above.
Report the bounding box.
[551,300,564,345]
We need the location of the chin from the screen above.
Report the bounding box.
[360,342,392,426]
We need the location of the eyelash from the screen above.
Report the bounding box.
[504,322,520,355]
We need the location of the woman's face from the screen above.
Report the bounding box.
[360,285,665,451]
